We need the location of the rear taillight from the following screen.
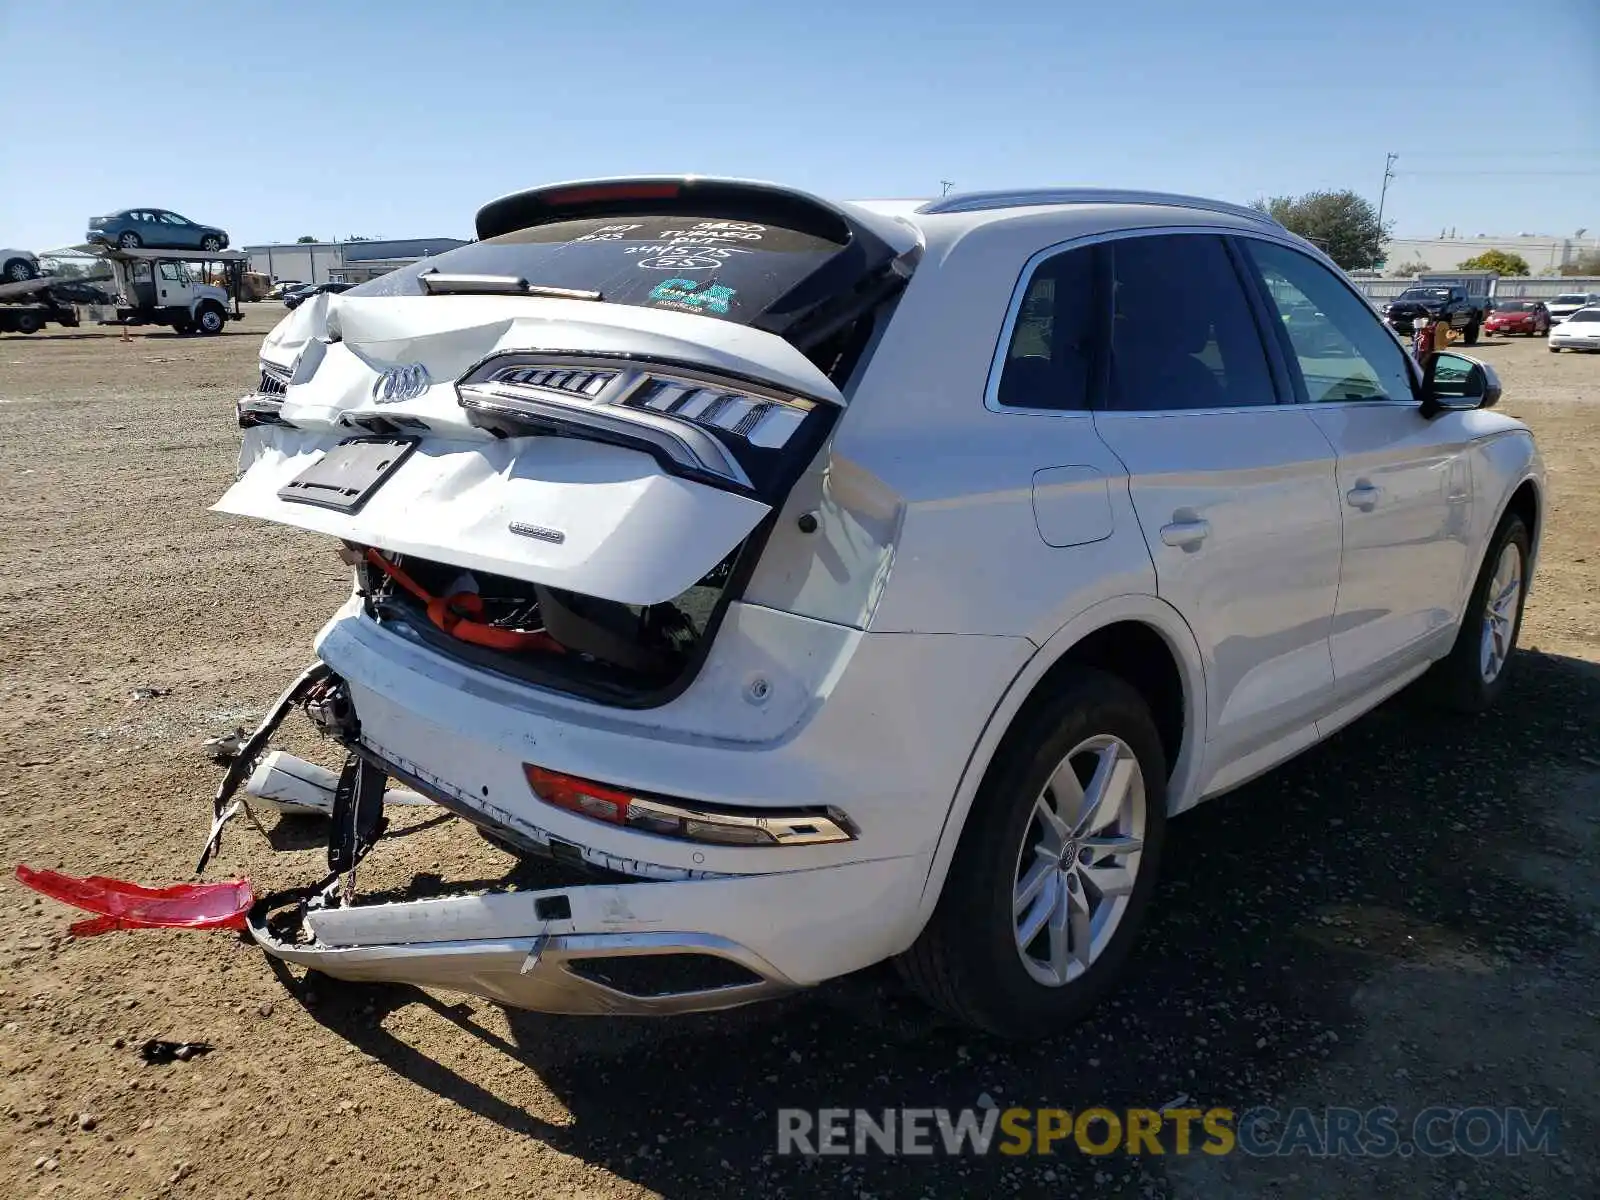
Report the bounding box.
[456,354,824,495]
[522,764,855,847]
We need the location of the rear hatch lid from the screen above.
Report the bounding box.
[215,178,917,606]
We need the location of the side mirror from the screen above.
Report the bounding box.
[1420,351,1500,418]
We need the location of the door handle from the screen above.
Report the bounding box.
[1160,517,1210,550]
[1346,481,1382,511]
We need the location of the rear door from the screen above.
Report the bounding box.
[1089,232,1342,786]
[1238,237,1477,699]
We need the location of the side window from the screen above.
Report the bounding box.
[996,244,1098,410]
[1107,234,1276,410]
[1242,240,1415,404]
[158,263,182,282]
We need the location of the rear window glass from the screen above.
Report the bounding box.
[350,215,846,325]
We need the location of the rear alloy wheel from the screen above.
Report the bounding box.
[117,231,142,250]
[1427,514,1530,713]
[195,306,225,335]
[898,669,1167,1038]
[4,258,36,282]
[201,236,222,252]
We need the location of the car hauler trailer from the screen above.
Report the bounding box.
[0,275,85,334]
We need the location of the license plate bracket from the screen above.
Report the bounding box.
[278,436,418,513]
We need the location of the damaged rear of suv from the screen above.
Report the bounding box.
[185,178,954,1018]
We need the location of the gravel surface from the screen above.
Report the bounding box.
[1,314,1597,1199]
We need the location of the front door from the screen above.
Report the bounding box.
[155,262,194,310]
[1089,232,1341,788]
[1237,238,1478,697]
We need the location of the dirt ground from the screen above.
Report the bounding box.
[1,310,1597,1200]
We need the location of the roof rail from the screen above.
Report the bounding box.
[917,188,1279,227]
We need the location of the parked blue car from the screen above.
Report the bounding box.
[86,209,230,252]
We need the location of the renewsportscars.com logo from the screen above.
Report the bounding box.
[776,1106,1561,1159]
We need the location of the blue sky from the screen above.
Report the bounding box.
[2,0,1595,251]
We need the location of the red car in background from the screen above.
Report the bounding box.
[1485,299,1551,337]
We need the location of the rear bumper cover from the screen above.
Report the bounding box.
[248,855,926,1014]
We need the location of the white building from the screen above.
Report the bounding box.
[244,237,469,286]
[1383,233,1596,275]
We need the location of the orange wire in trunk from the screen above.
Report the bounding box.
[363,549,565,655]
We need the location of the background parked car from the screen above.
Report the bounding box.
[86,210,230,252]
[1,248,41,282]
[1546,293,1600,324]
[282,281,353,309]
[43,280,118,305]
[266,280,305,300]
[1484,299,1550,337]
[1549,307,1600,352]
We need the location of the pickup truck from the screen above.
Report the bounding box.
[1381,283,1488,344]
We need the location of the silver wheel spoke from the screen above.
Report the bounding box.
[1082,862,1137,899]
[1045,758,1085,826]
[1047,885,1072,981]
[1016,872,1059,948]
[1074,745,1134,836]
[1014,854,1055,917]
[1033,795,1070,848]
[1066,878,1094,971]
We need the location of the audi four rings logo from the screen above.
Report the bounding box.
[372,363,431,403]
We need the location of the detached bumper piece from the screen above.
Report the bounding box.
[14,865,253,937]
[248,891,791,1016]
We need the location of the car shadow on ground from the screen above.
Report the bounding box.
[270,648,1600,1198]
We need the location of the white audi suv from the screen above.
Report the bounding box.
[178,179,1542,1036]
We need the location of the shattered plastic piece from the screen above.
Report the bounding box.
[140,1039,213,1065]
[130,687,170,701]
[13,865,254,937]
[203,727,248,763]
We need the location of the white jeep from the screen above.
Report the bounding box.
[195,179,1544,1036]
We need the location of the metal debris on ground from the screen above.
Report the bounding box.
[139,1039,213,1065]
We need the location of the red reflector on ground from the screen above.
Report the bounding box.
[14,865,254,937]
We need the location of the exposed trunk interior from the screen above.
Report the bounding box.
[362,541,743,706]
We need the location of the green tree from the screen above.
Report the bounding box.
[1251,190,1388,271]
[296,235,318,243]
[1457,249,1531,276]
[1388,259,1430,278]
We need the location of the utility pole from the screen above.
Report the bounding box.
[940,179,955,197]
[1374,152,1398,269]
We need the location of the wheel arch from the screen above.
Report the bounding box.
[909,594,1208,931]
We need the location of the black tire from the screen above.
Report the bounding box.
[897,669,1168,1038]
[1426,514,1531,714]
[117,231,142,250]
[1549,347,1560,354]
[3,257,37,282]
[170,317,192,335]
[195,305,225,335]
[201,236,222,252]
[1462,317,1481,345]
[14,311,43,334]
